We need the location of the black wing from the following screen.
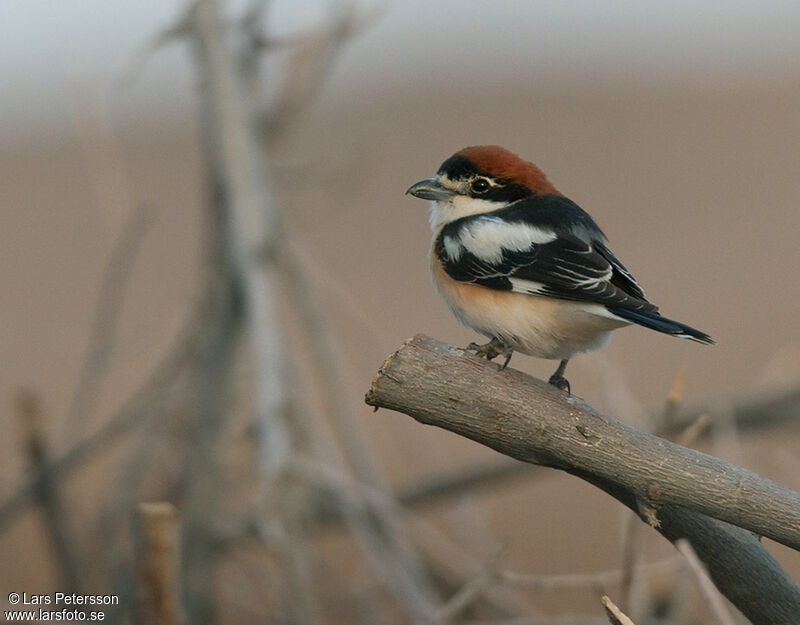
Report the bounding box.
[436,196,656,312]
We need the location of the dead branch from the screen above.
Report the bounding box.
[419,562,494,625]
[189,0,290,479]
[675,539,736,625]
[62,203,153,439]
[674,378,800,432]
[601,596,637,625]
[15,391,82,593]
[279,238,439,615]
[367,335,800,551]
[133,502,184,625]
[500,555,681,591]
[187,1,317,622]
[347,378,800,517]
[366,335,800,625]
[0,300,203,533]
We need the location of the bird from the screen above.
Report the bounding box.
[406,145,713,392]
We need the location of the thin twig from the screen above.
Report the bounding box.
[675,539,737,625]
[0,300,205,532]
[132,502,184,625]
[15,391,82,593]
[618,513,640,613]
[259,0,384,143]
[500,556,681,591]
[121,9,192,86]
[419,563,495,625]
[62,203,154,440]
[674,413,711,447]
[654,368,687,435]
[289,455,531,619]
[601,595,637,625]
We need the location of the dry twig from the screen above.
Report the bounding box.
[0,272,206,534]
[15,391,82,593]
[132,503,184,625]
[61,204,154,439]
[500,556,680,592]
[601,595,637,625]
[675,539,737,625]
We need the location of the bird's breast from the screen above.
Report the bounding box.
[429,254,627,360]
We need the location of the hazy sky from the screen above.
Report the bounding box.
[3,0,800,134]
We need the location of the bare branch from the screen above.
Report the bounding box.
[500,556,681,592]
[0,302,203,532]
[15,391,82,593]
[675,539,737,625]
[121,9,192,86]
[187,1,319,622]
[601,596,637,625]
[396,460,535,511]
[279,239,439,615]
[367,336,800,551]
[418,562,494,625]
[189,0,290,476]
[132,502,184,625]
[259,0,383,143]
[674,379,800,432]
[366,335,800,625]
[62,204,154,438]
[361,380,798,516]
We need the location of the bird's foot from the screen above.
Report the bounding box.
[547,374,571,393]
[466,338,513,369]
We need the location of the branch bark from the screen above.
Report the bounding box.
[132,502,184,625]
[15,391,82,594]
[365,335,800,625]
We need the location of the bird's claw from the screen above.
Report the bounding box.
[466,338,513,369]
[548,374,571,393]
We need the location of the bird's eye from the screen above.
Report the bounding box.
[471,178,490,194]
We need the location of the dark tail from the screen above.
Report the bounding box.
[608,307,715,345]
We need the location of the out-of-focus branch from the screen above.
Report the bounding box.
[258,1,382,144]
[418,561,494,625]
[0,301,203,533]
[236,0,439,615]
[673,379,800,432]
[187,1,317,623]
[279,239,439,616]
[601,596,637,625]
[132,503,184,625]
[380,460,533,517]
[15,391,82,594]
[675,539,736,625]
[62,204,154,439]
[366,335,800,625]
[190,0,289,478]
[500,556,681,592]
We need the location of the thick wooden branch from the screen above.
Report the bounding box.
[366,335,800,625]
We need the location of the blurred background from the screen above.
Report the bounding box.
[2,1,800,623]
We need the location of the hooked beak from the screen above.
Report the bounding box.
[406,178,455,201]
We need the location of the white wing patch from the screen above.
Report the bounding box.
[455,217,557,264]
[509,278,547,295]
[442,235,463,260]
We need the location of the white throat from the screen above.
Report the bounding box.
[428,196,505,234]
